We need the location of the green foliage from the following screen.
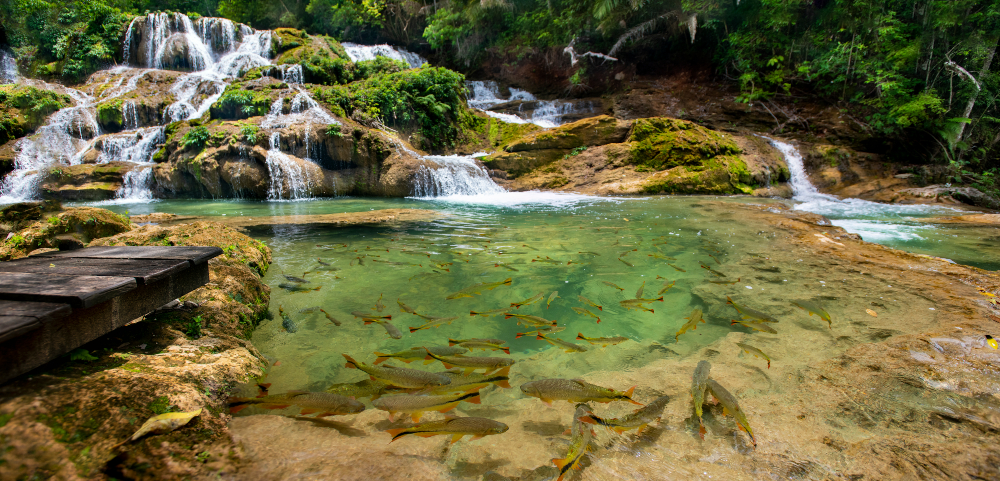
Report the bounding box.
[326,123,343,138]
[181,126,211,150]
[312,66,467,150]
[0,85,71,143]
[148,395,175,415]
[6,234,26,248]
[68,348,98,362]
[0,413,13,428]
[240,123,260,144]
[211,87,273,119]
[95,98,124,131]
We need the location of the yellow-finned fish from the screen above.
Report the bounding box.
[342,354,451,389]
[602,281,625,291]
[790,300,832,328]
[228,391,365,417]
[424,367,513,395]
[520,379,640,406]
[736,342,771,368]
[552,404,595,481]
[691,360,711,436]
[422,348,515,374]
[470,307,510,317]
[667,263,686,272]
[408,316,458,333]
[373,346,468,365]
[385,416,509,444]
[397,299,419,315]
[547,291,560,308]
[515,325,566,339]
[706,379,756,447]
[576,333,629,347]
[635,281,645,298]
[318,308,341,326]
[618,257,634,267]
[448,339,510,354]
[373,391,481,422]
[374,293,386,312]
[620,296,662,313]
[675,308,705,340]
[578,295,603,311]
[511,292,545,309]
[505,312,557,327]
[657,280,675,296]
[648,253,677,261]
[446,278,513,299]
[571,306,601,323]
[700,263,726,277]
[579,395,669,434]
[325,378,388,400]
[731,319,778,334]
[536,333,588,353]
[708,277,740,285]
[726,297,778,323]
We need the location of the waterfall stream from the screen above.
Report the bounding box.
[341,43,427,69]
[0,50,17,84]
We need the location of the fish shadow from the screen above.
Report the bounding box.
[450,458,511,479]
[522,420,568,437]
[291,416,367,436]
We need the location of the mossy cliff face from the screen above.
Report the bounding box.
[39,162,134,201]
[0,208,272,479]
[0,85,72,146]
[484,115,790,196]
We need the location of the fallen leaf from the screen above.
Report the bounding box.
[125,409,202,444]
[866,309,877,317]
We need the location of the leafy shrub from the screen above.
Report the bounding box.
[240,123,260,144]
[210,87,273,120]
[181,126,211,150]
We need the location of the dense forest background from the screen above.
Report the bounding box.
[1,0,998,194]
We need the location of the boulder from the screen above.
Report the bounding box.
[39,162,134,201]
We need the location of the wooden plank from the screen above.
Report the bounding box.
[31,246,223,266]
[0,272,136,308]
[0,300,71,344]
[0,257,190,285]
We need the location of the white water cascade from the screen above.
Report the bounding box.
[113,165,156,202]
[341,43,427,69]
[412,154,506,197]
[464,80,589,128]
[0,50,17,84]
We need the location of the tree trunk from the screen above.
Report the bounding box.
[957,36,999,142]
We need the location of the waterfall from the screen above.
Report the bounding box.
[412,154,506,197]
[266,132,313,200]
[0,50,17,84]
[464,81,584,128]
[341,43,427,69]
[95,127,164,165]
[767,138,837,203]
[114,165,156,202]
[530,100,578,129]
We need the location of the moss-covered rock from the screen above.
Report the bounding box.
[39,162,133,202]
[0,85,72,144]
[485,115,630,175]
[457,111,541,154]
[0,206,133,260]
[209,81,280,120]
[96,98,125,132]
[627,117,741,170]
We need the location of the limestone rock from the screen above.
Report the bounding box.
[40,162,133,201]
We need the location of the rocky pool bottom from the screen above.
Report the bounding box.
[0,197,997,481]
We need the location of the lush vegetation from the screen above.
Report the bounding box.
[0,85,71,144]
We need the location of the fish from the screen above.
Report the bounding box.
[692,360,711,435]
[576,333,629,347]
[790,300,832,328]
[494,262,519,271]
[736,342,771,368]
[515,325,566,338]
[423,348,515,374]
[657,280,676,296]
[298,306,321,314]
[708,278,740,285]
[278,283,321,293]
[570,307,601,323]
[706,379,756,447]
[706,253,720,264]
[385,416,509,444]
[675,308,705,340]
[374,294,386,312]
[667,263,686,272]
[987,335,998,350]
[352,312,402,338]
[618,257,634,267]
[424,367,513,394]
[619,297,662,313]
[730,319,778,334]
[511,292,545,309]
[523,244,538,250]
[537,333,588,353]
[726,297,778,323]
[316,258,332,266]
[578,251,601,256]
[504,312,557,327]
[547,291,560,308]
[446,278,513,299]
[373,391,482,422]
[319,308,342,326]
[552,404,595,481]
[519,379,641,406]
[351,311,391,320]
[282,273,308,283]
[279,306,298,333]
[602,281,625,291]
[448,339,509,354]
[374,346,468,365]
[635,281,645,299]
[342,354,452,389]
[228,391,366,417]
[579,395,670,434]
[648,253,677,260]
[398,300,419,315]
[578,295,602,311]
[700,263,726,277]
[470,307,510,317]
[619,249,636,257]
[408,316,458,332]
[325,378,389,399]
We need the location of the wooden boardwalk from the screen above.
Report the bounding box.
[0,246,222,384]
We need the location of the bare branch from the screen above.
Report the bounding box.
[608,11,681,57]
[564,38,618,67]
[944,60,981,91]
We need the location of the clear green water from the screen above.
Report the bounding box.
[87,195,996,479]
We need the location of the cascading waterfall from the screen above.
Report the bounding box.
[464,80,585,128]
[0,50,17,84]
[114,166,156,202]
[412,154,506,197]
[341,43,427,69]
[266,132,313,200]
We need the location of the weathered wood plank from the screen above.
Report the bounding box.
[31,246,223,266]
[0,257,190,285]
[0,301,71,344]
[0,272,136,308]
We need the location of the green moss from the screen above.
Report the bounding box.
[148,396,174,415]
[0,85,72,144]
[628,118,741,171]
[641,155,753,195]
[95,98,124,132]
[460,113,540,151]
[0,413,13,428]
[209,85,274,120]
